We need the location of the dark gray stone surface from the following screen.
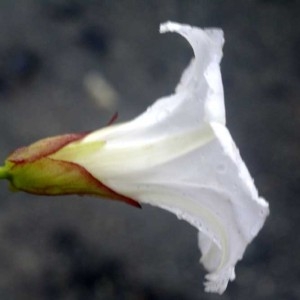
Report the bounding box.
[0,1,299,299]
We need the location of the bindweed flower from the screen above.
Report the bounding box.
[0,21,269,294]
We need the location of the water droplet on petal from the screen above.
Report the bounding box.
[216,163,226,173]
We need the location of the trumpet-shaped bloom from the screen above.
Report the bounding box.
[0,22,269,294]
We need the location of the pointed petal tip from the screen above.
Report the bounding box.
[159,21,186,34]
[159,21,224,41]
[126,198,142,209]
[106,111,119,126]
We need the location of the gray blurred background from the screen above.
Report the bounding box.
[0,0,299,299]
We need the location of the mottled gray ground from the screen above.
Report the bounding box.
[0,1,299,299]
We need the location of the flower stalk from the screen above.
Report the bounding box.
[0,165,9,180]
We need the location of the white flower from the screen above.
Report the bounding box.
[50,21,269,293]
[2,21,269,294]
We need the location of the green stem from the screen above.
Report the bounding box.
[0,166,8,180]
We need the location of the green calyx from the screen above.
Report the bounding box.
[5,157,107,196]
[0,134,140,207]
[0,165,9,180]
[1,135,106,196]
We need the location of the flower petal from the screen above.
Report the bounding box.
[99,123,269,293]
[160,21,226,125]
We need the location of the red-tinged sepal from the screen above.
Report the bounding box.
[2,134,140,208]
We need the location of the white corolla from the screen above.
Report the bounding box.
[1,22,269,294]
